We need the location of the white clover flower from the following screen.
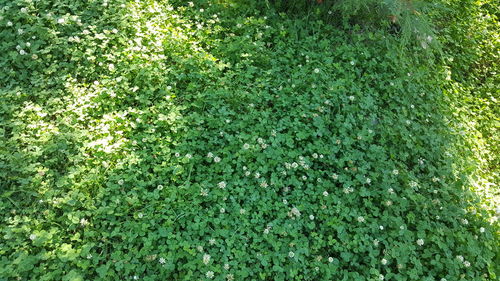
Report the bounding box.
[21,7,28,13]
[440,279,447,281]
[463,261,471,267]
[417,239,424,246]
[302,176,307,180]
[283,199,288,205]
[108,64,115,71]
[456,255,464,262]
[243,143,250,149]
[26,42,31,47]
[291,162,298,169]
[138,213,144,218]
[461,219,468,225]
[239,209,246,214]
[209,238,216,245]
[226,273,234,281]
[332,173,338,180]
[260,181,268,188]
[224,263,230,270]
[207,152,213,158]
[7,21,13,26]
[18,28,24,34]
[392,169,399,175]
[323,191,329,197]
[379,225,384,230]
[206,271,214,279]
[400,225,405,230]
[200,188,208,196]
[379,274,384,280]
[309,215,315,220]
[203,254,211,265]
[157,185,164,190]
[29,234,37,240]
[244,171,251,176]
[385,200,393,206]
[373,239,379,246]
[388,188,394,194]
[291,207,301,217]
[328,257,334,263]
[87,254,92,259]
[188,2,194,7]
[288,251,295,258]
[80,218,89,226]
[214,156,221,163]
[185,153,192,159]
[218,181,226,189]
[19,50,26,55]
[432,176,440,182]
[57,18,65,24]
[175,152,180,157]
[314,68,320,73]
[197,246,204,252]
[348,95,355,101]
[118,179,124,185]
[357,216,365,223]
[480,227,485,233]
[350,61,355,65]
[159,257,166,264]
[381,258,387,265]
[220,208,225,213]
[312,153,318,158]
[133,276,139,280]
[254,172,260,179]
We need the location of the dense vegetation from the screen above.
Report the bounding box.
[0,0,498,280]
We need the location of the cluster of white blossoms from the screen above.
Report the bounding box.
[243,143,250,149]
[80,218,89,226]
[288,251,295,258]
[357,216,365,223]
[343,187,354,194]
[158,257,166,264]
[381,258,388,265]
[200,188,208,196]
[206,271,214,279]
[289,207,301,218]
[29,234,37,241]
[218,181,226,189]
[203,254,211,265]
[416,239,424,246]
[392,169,399,175]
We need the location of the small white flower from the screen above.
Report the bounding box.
[357,216,365,223]
[381,258,387,265]
[200,188,208,196]
[244,171,251,176]
[350,61,355,65]
[291,207,301,217]
[29,234,37,240]
[26,42,31,47]
[260,181,268,188]
[328,257,334,263]
[400,225,405,230]
[87,254,92,259]
[456,255,464,262]
[138,213,144,218]
[302,175,307,180]
[379,274,384,280]
[218,181,226,189]
[366,178,371,184]
[133,276,139,280]
[373,239,379,246]
[175,152,180,157]
[461,219,468,225]
[185,153,192,159]
[432,176,440,182]
[19,50,26,55]
[207,152,213,158]
[239,209,246,214]
[379,225,384,230]
[7,21,13,26]
[288,251,295,258]
[220,208,225,213]
[224,263,230,270]
[214,156,221,163]
[309,215,315,220]
[188,2,194,7]
[226,273,234,281]
[159,257,166,264]
[392,169,399,175]
[463,261,471,267]
[243,143,250,149]
[21,8,28,13]
[206,271,214,279]
[254,172,260,179]
[57,18,65,24]
[157,185,164,190]
[388,188,394,194]
[323,191,328,197]
[312,153,318,158]
[118,179,124,185]
[314,68,320,73]
[417,239,424,246]
[203,254,211,265]
[80,218,89,226]
[263,228,270,234]
[332,173,338,180]
[209,238,216,245]
[348,95,355,101]
[480,227,485,233]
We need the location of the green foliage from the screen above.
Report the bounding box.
[0,0,497,280]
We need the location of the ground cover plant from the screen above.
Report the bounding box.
[0,0,498,280]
